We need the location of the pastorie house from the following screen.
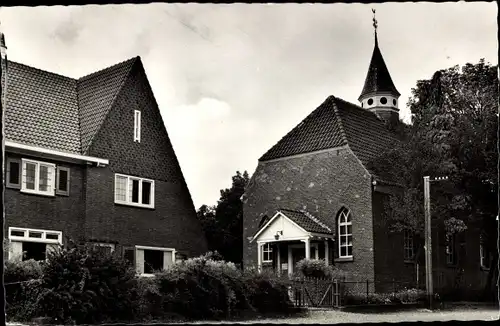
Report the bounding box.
[1,40,207,275]
[242,28,490,296]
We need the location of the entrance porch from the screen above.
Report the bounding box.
[250,209,335,275]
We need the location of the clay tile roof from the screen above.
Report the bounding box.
[4,61,81,153]
[3,57,138,155]
[358,35,400,100]
[77,57,138,154]
[258,96,400,185]
[259,96,347,161]
[279,208,332,234]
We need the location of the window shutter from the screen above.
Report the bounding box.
[56,167,70,196]
[6,159,21,189]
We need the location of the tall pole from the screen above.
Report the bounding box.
[423,176,433,309]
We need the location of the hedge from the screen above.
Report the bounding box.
[5,248,296,324]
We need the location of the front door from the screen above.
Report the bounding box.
[291,245,317,274]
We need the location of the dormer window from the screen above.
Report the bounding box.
[134,110,141,143]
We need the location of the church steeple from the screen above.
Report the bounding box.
[359,9,400,123]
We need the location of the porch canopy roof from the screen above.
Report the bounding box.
[250,208,334,243]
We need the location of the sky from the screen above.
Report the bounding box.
[0,2,497,208]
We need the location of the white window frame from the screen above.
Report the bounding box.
[8,227,63,262]
[338,208,353,259]
[8,227,63,244]
[6,157,22,189]
[135,245,176,277]
[114,173,155,209]
[134,110,141,143]
[21,159,56,197]
[403,229,415,261]
[262,243,273,263]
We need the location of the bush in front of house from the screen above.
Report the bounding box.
[343,288,426,306]
[154,251,253,320]
[4,259,44,322]
[295,258,347,279]
[243,268,294,314]
[35,243,139,325]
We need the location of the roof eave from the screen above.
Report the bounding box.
[5,140,109,166]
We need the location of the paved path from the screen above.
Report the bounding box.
[185,307,499,324]
[7,307,499,325]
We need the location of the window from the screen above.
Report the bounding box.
[262,243,273,263]
[393,99,397,106]
[445,233,456,265]
[367,98,374,106]
[403,229,415,261]
[6,158,21,189]
[21,159,56,196]
[380,97,387,105]
[114,174,155,208]
[480,234,491,270]
[8,227,62,262]
[135,245,176,275]
[56,166,70,196]
[338,208,353,258]
[92,243,115,255]
[134,110,141,143]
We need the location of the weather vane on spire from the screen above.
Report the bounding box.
[372,8,378,33]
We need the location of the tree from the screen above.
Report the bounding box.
[196,171,250,265]
[368,59,498,298]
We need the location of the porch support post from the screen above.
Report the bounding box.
[257,242,262,272]
[276,243,281,275]
[288,245,293,276]
[305,237,311,259]
[324,240,329,265]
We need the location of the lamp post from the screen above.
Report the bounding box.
[423,175,448,310]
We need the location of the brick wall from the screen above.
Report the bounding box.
[4,152,86,243]
[243,147,375,282]
[84,60,208,258]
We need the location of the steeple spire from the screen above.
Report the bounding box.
[358,9,400,124]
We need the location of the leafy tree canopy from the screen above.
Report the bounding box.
[196,171,250,265]
[369,59,498,239]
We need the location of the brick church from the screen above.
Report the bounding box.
[242,20,490,295]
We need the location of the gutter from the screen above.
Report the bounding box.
[5,140,109,166]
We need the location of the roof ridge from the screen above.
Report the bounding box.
[77,56,139,82]
[299,209,332,232]
[79,57,138,154]
[7,60,76,81]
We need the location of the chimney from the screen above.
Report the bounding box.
[0,23,6,60]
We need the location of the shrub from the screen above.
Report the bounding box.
[35,243,139,324]
[4,259,44,322]
[343,288,426,306]
[243,269,293,314]
[155,251,252,320]
[295,259,346,279]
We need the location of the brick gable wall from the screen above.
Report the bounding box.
[84,61,207,258]
[243,147,375,282]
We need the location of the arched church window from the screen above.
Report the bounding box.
[337,208,353,258]
[380,97,387,105]
[367,98,374,106]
